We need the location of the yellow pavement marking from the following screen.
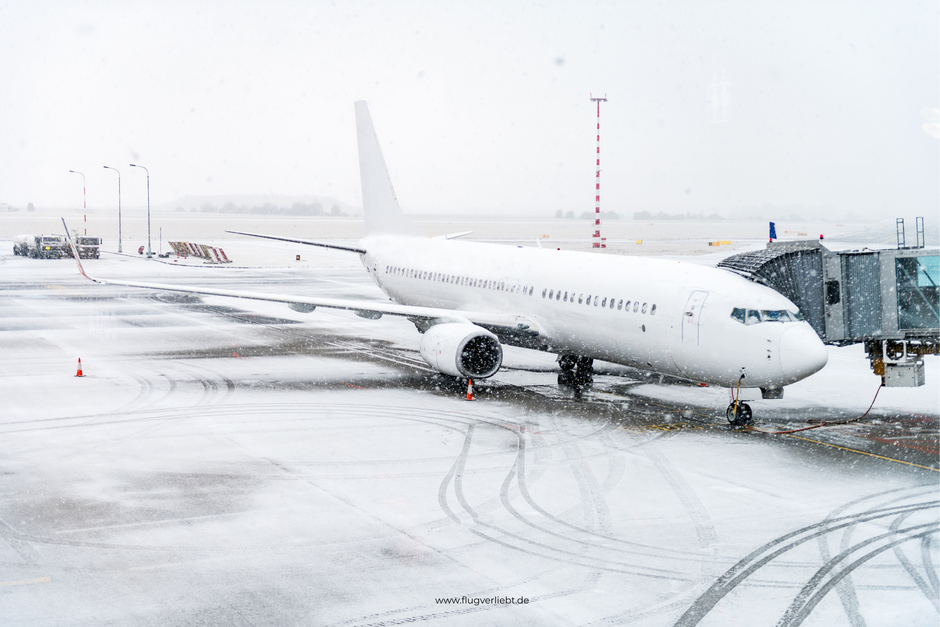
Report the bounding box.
[784,434,939,472]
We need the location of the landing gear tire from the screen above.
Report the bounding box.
[726,402,752,426]
[557,354,593,388]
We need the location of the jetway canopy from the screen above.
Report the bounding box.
[718,240,939,346]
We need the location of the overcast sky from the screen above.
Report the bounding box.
[1,0,937,218]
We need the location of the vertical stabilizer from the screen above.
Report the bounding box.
[355,101,425,238]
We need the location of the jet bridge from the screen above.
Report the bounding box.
[718,229,939,387]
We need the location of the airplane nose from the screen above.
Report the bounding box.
[779,324,829,383]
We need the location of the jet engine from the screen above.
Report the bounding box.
[418,322,503,379]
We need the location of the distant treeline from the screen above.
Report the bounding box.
[177,202,348,216]
[555,210,621,220]
[632,210,725,221]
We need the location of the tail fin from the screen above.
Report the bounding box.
[355,101,425,238]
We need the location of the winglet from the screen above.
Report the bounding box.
[61,219,99,283]
[355,101,425,238]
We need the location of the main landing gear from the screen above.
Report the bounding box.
[558,354,594,388]
[726,401,752,426]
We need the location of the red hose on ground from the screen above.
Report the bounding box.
[745,382,885,435]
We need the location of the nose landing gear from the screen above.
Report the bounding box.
[726,401,752,426]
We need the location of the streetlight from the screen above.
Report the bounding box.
[68,170,86,237]
[103,166,122,253]
[129,163,151,258]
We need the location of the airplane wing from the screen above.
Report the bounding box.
[224,230,367,254]
[62,220,541,335]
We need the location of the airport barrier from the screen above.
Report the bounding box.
[168,241,232,264]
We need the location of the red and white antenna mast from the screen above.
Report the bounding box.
[590,93,607,249]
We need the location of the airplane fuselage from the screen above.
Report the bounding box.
[362,235,828,389]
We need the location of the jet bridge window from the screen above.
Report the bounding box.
[896,255,940,330]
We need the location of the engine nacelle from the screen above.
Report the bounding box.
[418,323,503,379]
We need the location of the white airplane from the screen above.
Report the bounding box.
[63,101,828,425]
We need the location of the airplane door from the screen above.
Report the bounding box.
[682,290,709,345]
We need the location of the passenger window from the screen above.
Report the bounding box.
[650,304,657,315]
[746,309,761,325]
[578,294,584,304]
[563,292,568,302]
[624,300,631,311]
[641,303,648,314]
[601,297,607,307]
[617,299,623,310]
[633,302,639,312]
[594,296,599,306]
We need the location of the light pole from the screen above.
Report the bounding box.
[129,163,151,258]
[68,170,85,234]
[103,166,122,253]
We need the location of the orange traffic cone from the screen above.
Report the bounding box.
[75,358,84,377]
[465,378,474,401]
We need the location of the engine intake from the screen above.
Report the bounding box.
[418,322,503,379]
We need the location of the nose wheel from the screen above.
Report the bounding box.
[726,401,752,426]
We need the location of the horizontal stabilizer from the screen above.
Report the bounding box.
[225,230,366,254]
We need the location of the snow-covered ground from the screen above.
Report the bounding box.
[0,223,937,626]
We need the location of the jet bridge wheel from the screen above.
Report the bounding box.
[726,401,752,426]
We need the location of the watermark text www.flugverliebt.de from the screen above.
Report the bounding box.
[435,596,529,606]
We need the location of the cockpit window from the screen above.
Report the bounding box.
[732,307,804,325]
